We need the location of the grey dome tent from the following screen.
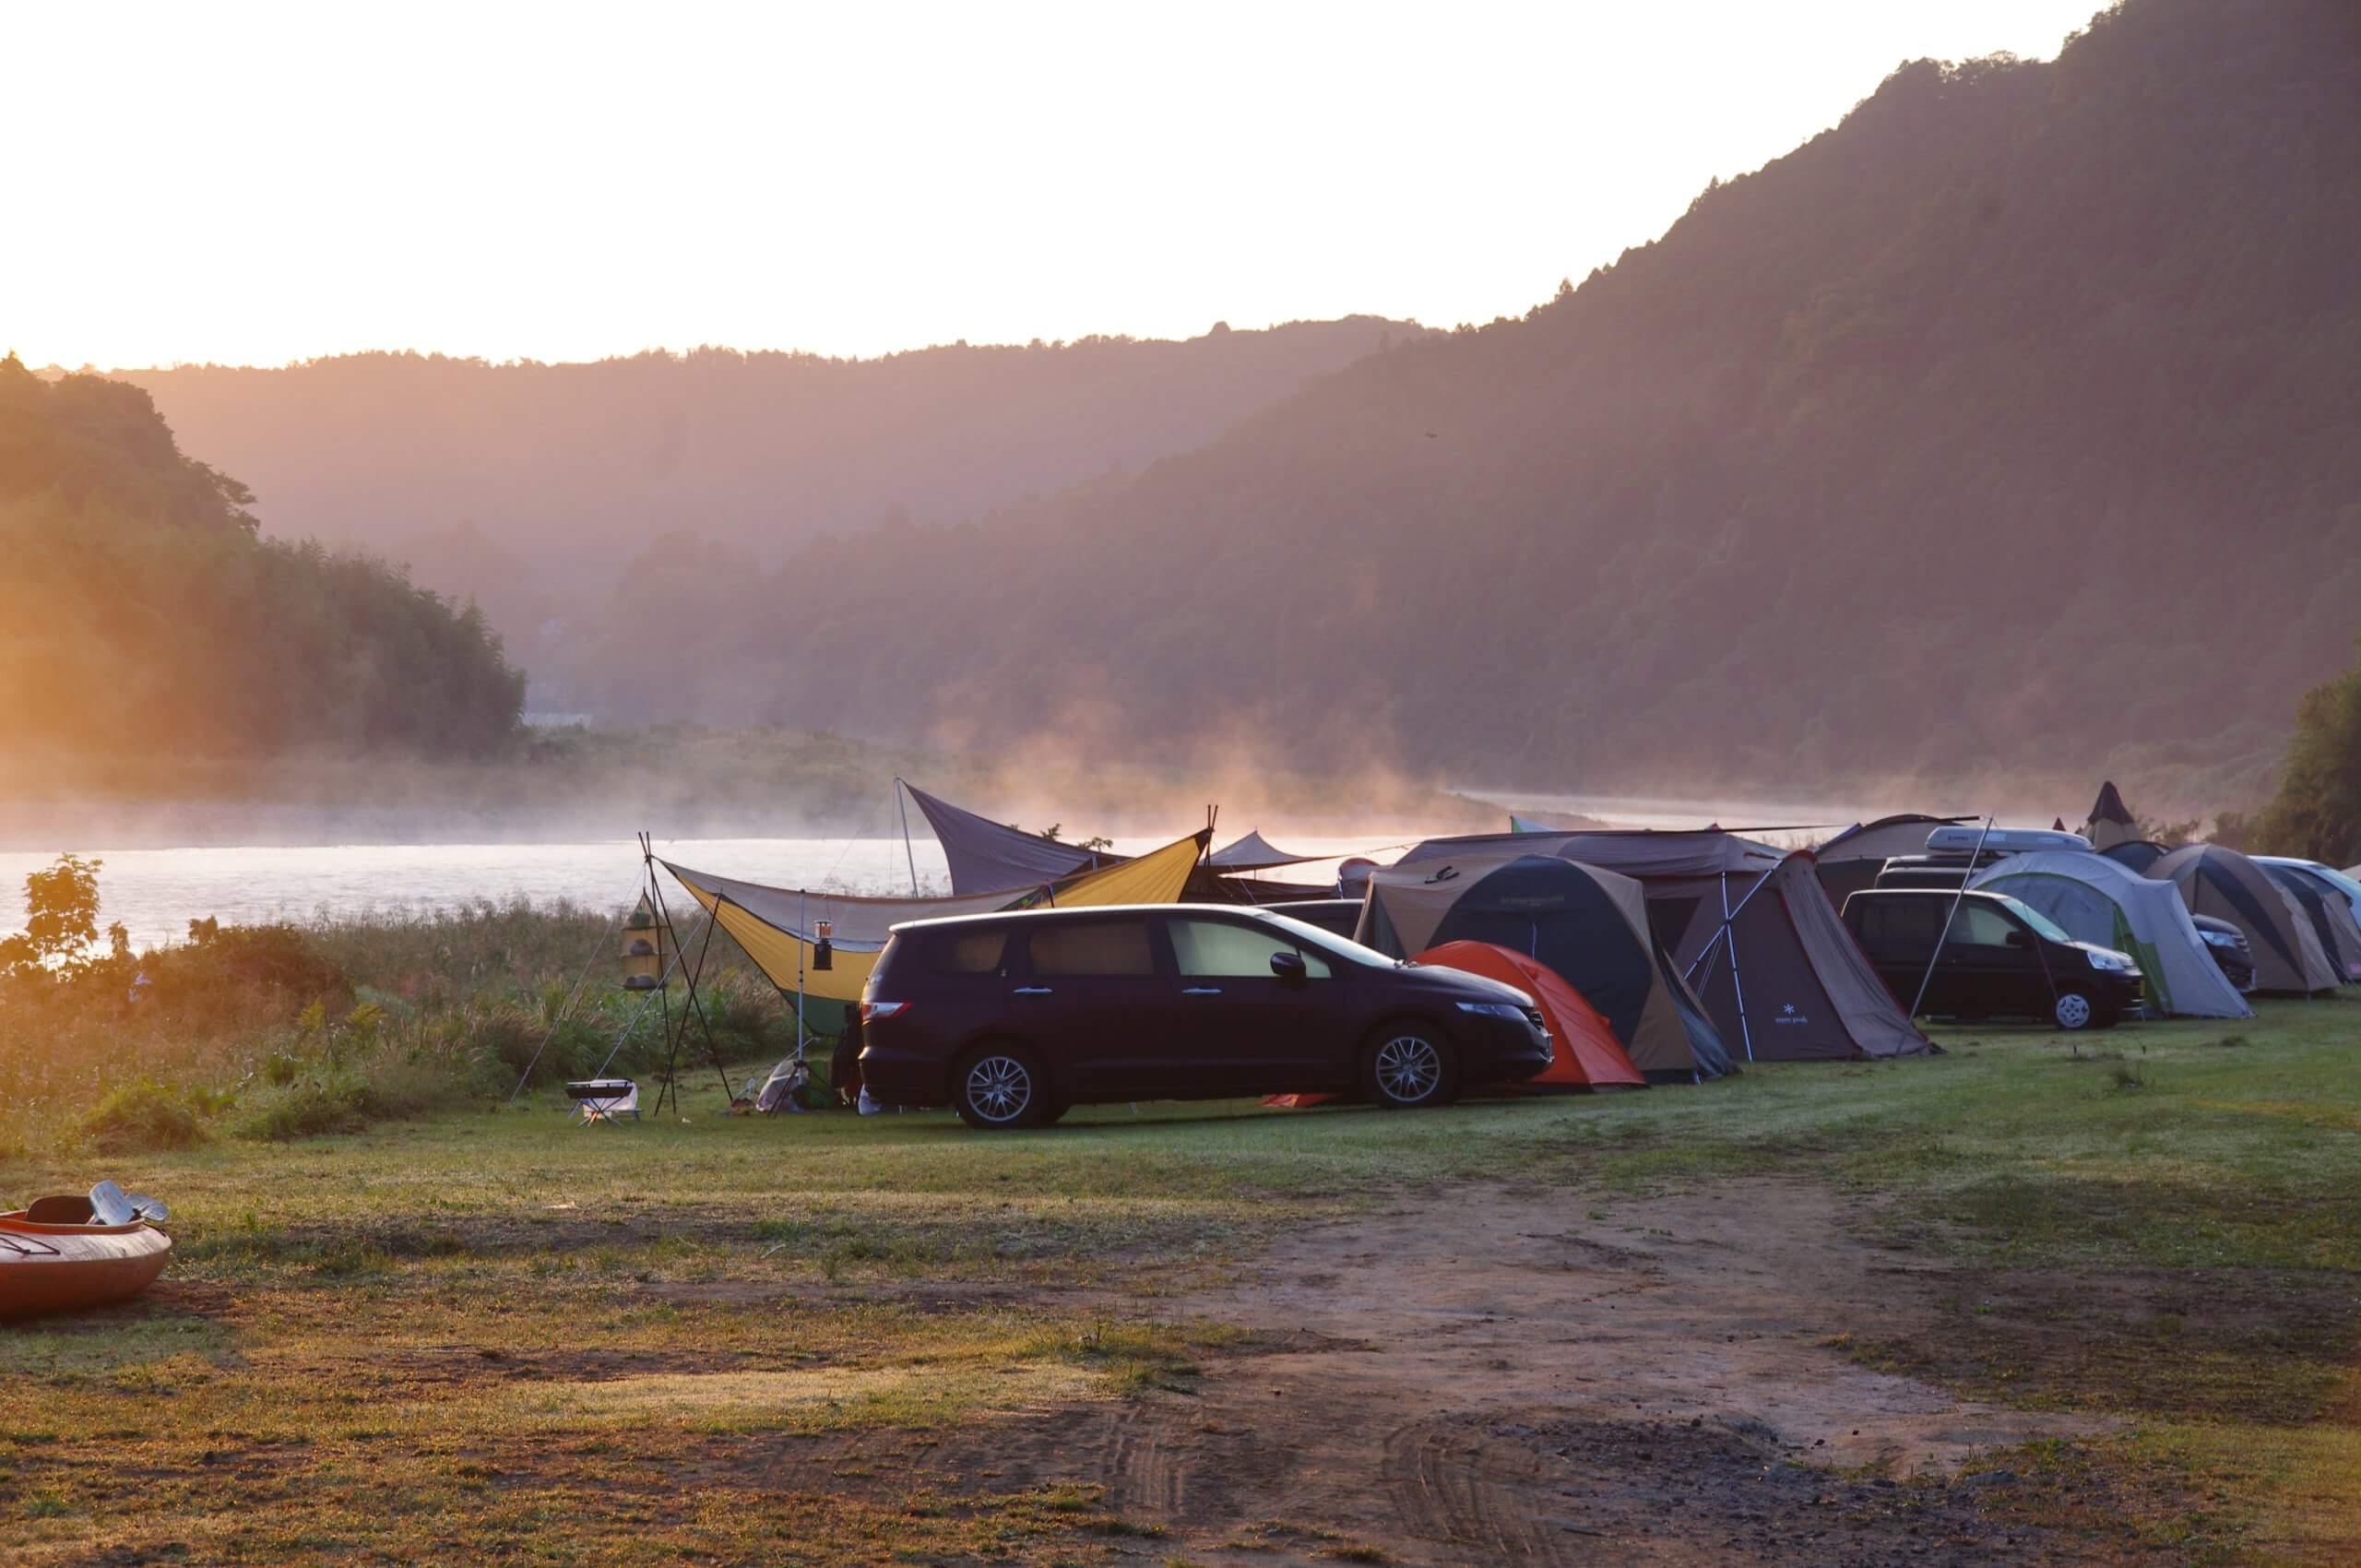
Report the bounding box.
[1967,851,2251,1019]
[1398,829,1928,1063]
[1356,854,1732,1081]
[2148,844,2340,994]
[2258,863,2361,984]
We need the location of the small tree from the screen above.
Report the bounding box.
[2250,635,2361,864]
[0,853,104,982]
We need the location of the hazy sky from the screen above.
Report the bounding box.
[6,1,2105,370]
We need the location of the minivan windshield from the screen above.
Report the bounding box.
[1986,894,2073,945]
[1255,911,1393,968]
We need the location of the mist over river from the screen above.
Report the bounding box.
[0,791,1978,954]
[0,835,1394,955]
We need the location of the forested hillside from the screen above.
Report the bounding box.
[569,0,2358,802]
[0,356,522,777]
[117,319,1420,626]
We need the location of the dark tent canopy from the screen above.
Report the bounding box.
[2084,781,2138,851]
[2102,839,2170,874]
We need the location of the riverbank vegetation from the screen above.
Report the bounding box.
[0,865,799,1162]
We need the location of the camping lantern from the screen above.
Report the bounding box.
[812,920,833,971]
[623,897,664,991]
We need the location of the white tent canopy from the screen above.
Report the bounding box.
[1968,850,2252,1020]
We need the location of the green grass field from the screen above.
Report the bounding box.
[3,999,2356,1563]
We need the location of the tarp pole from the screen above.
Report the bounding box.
[894,778,919,895]
[796,889,808,1061]
[1910,814,1996,1019]
[1721,873,1756,1062]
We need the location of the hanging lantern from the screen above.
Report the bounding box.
[623,897,663,991]
[812,919,834,972]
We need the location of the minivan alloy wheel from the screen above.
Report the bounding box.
[965,1054,1034,1122]
[1374,1033,1442,1102]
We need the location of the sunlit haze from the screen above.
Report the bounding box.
[6,0,2104,370]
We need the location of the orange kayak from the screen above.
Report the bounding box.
[0,1204,172,1320]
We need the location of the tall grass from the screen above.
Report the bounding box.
[0,899,802,1158]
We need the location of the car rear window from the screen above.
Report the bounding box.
[1024,919,1156,976]
[930,928,1009,974]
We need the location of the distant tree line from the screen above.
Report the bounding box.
[0,355,522,767]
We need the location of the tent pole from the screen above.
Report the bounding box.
[650,866,733,1106]
[1683,861,1781,984]
[894,778,919,895]
[1721,873,1756,1062]
[797,889,808,1065]
[1910,814,1996,1019]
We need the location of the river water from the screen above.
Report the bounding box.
[0,791,1930,954]
[0,835,1396,955]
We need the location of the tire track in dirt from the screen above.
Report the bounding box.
[1382,1419,1578,1566]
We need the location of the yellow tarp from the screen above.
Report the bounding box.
[669,830,1207,1005]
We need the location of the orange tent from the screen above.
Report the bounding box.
[1415,941,1644,1090]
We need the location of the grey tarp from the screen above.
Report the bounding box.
[902,782,1126,895]
[1968,850,2252,1019]
[2149,844,2340,993]
[1406,830,1926,1063]
[1206,830,1323,872]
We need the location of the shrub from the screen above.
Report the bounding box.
[76,1078,211,1153]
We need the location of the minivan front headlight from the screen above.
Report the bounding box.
[2200,929,2240,949]
[2085,949,2135,973]
[1455,1001,1526,1020]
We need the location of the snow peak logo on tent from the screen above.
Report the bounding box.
[1773,1003,1811,1026]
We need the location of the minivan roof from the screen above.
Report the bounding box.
[886,902,1296,937]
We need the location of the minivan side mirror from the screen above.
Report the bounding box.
[1269,950,1308,982]
[2004,928,2031,948]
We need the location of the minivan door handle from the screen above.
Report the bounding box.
[1012,986,1053,996]
[1180,987,1222,996]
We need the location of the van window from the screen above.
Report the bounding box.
[1025,919,1156,976]
[1950,903,2021,948]
[1858,896,1940,948]
[1169,919,1332,979]
[931,929,1008,975]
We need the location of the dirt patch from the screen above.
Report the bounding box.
[940,1182,2133,1564]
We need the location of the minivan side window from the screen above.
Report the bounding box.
[1951,903,2021,948]
[1169,919,1332,979]
[1025,918,1157,976]
[931,929,1009,975]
